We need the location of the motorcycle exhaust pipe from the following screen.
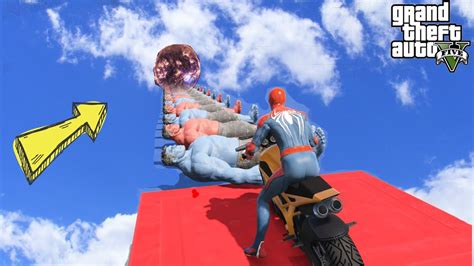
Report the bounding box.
[328,198,343,213]
[312,203,329,218]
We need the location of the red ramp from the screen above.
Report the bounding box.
[129,171,472,265]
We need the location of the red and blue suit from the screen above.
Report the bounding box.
[244,87,320,258]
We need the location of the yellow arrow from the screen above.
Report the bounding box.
[13,102,107,184]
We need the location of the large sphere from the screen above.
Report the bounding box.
[153,44,201,90]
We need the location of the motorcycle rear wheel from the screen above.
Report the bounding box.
[318,235,364,266]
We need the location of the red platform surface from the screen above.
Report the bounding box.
[129,171,472,266]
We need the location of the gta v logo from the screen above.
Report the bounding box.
[391,0,470,72]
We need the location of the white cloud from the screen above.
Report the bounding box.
[405,153,474,224]
[46,0,340,104]
[0,211,136,265]
[321,0,364,55]
[46,8,61,30]
[21,0,38,4]
[103,61,115,79]
[46,7,99,65]
[452,0,474,26]
[422,0,473,27]
[46,2,226,88]
[420,67,428,81]
[391,80,414,106]
[354,0,400,48]
[206,4,339,104]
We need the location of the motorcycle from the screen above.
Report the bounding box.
[237,142,364,266]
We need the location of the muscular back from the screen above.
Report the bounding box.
[257,108,314,152]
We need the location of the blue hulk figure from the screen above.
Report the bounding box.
[243,87,325,258]
[161,135,262,184]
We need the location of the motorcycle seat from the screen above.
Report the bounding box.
[258,145,339,200]
[285,176,333,199]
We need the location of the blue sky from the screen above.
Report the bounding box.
[1,0,473,264]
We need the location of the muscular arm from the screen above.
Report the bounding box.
[190,150,262,184]
[252,123,271,147]
[244,117,270,157]
[305,120,317,147]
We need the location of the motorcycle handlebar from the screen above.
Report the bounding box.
[235,144,247,152]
